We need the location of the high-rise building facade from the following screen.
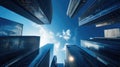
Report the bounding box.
[79,0,120,26]
[0,36,40,52]
[67,0,86,18]
[0,36,40,66]
[75,0,120,45]
[65,45,106,67]
[74,0,120,66]
[0,17,23,36]
[51,56,57,67]
[29,44,54,67]
[81,38,120,66]
[0,0,52,24]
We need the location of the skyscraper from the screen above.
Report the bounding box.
[51,56,57,67]
[65,45,105,67]
[0,36,40,66]
[75,1,120,66]
[79,0,120,26]
[29,44,54,67]
[0,36,40,51]
[67,0,86,18]
[0,17,23,36]
[81,38,120,66]
[0,0,53,24]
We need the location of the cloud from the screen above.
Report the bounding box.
[32,23,61,56]
[57,29,71,41]
[32,23,57,47]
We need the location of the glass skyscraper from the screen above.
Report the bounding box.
[67,0,86,18]
[0,17,23,36]
[0,0,53,24]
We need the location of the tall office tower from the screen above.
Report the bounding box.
[0,36,40,66]
[29,44,54,67]
[76,0,120,66]
[104,28,120,38]
[75,0,120,45]
[65,45,105,67]
[0,17,23,36]
[79,0,120,26]
[81,38,120,67]
[66,0,86,18]
[0,0,52,24]
[0,36,40,51]
[51,56,57,67]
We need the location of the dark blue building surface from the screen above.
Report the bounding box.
[29,44,54,67]
[51,56,57,67]
[0,36,40,66]
[81,38,120,66]
[65,45,106,67]
[0,17,23,36]
[57,63,64,67]
[0,0,52,24]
